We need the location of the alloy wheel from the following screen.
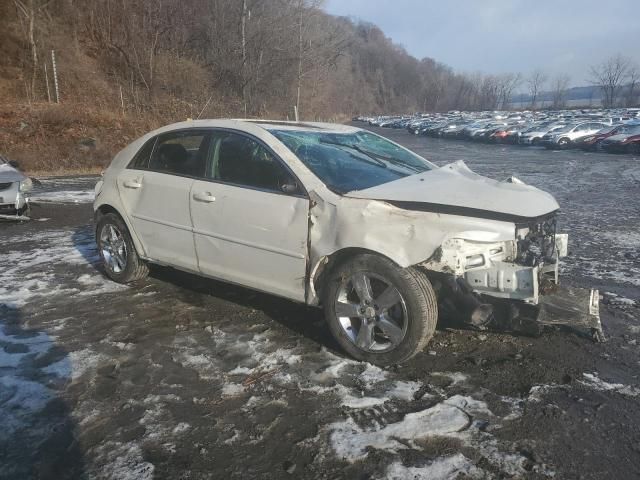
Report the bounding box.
[334,271,408,352]
[100,223,128,274]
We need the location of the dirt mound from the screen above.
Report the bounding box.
[0,102,161,174]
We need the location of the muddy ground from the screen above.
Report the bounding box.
[1,128,639,480]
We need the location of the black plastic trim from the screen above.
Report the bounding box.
[386,200,558,224]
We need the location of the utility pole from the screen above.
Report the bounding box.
[51,50,60,103]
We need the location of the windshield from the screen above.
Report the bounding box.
[555,124,577,133]
[270,129,435,194]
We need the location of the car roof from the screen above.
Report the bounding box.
[243,119,361,133]
[150,118,361,135]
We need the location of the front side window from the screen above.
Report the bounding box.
[148,131,208,177]
[210,132,297,193]
[269,129,434,194]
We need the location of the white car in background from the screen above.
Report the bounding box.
[540,122,610,149]
[0,155,32,220]
[94,120,602,365]
[519,124,565,145]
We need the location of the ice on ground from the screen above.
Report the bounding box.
[445,394,494,416]
[0,328,56,367]
[326,391,547,477]
[386,380,422,401]
[603,292,637,306]
[358,363,388,384]
[172,422,191,434]
[0,321,72,441]
[67,348,107,381]
[432,371,469,385]
[0,228,126,308]
[222,383,245,396]
[330,401,471,462]
[30,190,95,203]
[384,454,483,480]
[581,372,640,397]
[0,376,53,441]
[92,441,154,480]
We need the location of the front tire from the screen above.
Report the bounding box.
[96,213,149,284]
[323,254,438,365]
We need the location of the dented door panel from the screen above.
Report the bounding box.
[191,179,309,302]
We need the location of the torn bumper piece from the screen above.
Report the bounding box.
[0,213,30,221]
[536,286,604,341]
[487,286,604,342]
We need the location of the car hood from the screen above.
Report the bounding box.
[0,162,27,183]
[345,160,559,222]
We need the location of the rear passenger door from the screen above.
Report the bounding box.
[190,130,309,302]
[118,129,209,270]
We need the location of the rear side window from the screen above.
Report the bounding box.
[128,137,156,169]
[148,131,208,177]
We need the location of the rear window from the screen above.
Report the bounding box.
[128,137,156,169]
[148,131,209,177]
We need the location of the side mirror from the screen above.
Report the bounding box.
[281,181,299,195]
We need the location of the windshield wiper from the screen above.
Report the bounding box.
[319,139,387,168]
[355,146,424,173]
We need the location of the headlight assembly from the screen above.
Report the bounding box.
[19,178,33,192]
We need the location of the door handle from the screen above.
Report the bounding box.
[123,179,142,189]
[193,192,216,203]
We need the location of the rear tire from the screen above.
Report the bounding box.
[323,254,438,366]
[96,213,149,284]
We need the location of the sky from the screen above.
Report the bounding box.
[324,0,639,87]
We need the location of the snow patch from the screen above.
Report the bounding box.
[222,383,245,397]
[581,372,640,397]
[68,348,107,380]
[30,190,95,203]
[387,381,422,401]
[358,363,388,384]
[330,401,470,462]
[94,441,154,480]
[384,454,483,480]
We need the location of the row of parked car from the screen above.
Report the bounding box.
[354,108,640,154]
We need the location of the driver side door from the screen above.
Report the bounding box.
[190,130,309,301]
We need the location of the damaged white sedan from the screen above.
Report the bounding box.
[0,155,32,221]
[94,120,602,365]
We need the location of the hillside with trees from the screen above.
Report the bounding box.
[0,0,637,172]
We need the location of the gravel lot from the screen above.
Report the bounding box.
[1,127,639,479]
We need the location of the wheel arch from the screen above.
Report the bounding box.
[309,247,400,306]
[94,202,148,258]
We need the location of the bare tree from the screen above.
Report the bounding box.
[241,0,248,116]
[497,72,521,110]
[627,65,639,107]
[589,54,630,108]
[293,1,348,119]
[527,69,547,109]
[551,74,570,109]
[13,0,52,100]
